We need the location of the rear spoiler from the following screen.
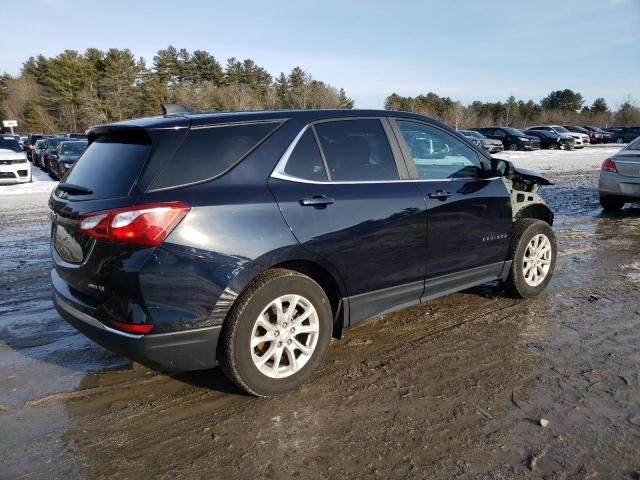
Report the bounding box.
[161,103,193,116]
[86,125,152,146]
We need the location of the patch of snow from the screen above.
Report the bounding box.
[0,167,57,198]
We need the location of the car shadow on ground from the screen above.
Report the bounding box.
[169,367,245,396]
[598,205,640,219]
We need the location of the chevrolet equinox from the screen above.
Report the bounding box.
[50,108,557,396]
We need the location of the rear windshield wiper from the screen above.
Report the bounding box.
[56,183,93,195]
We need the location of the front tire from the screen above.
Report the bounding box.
[504,219,557,298]
[600,196,625,211]
[219,269,333,397]
[509,143,519,151]
[615,137,624,144]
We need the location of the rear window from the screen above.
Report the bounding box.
[46,138,64,150]
[60,142,87,155]
[151,122,280,190]
[62,137,150,199]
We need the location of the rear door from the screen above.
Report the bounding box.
[390,119,512,298]
[268,118,427,325]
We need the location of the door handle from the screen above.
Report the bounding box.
[428,190,452,200]
[299,195,335,208]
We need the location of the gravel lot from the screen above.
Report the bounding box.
[1,145,639,479]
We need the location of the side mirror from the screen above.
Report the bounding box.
[490,157,514,177]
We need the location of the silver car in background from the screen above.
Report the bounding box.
[599,137,640,211]
[459,129,504,153]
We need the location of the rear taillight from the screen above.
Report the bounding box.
[602,158,617,172]
[80,202,190,246]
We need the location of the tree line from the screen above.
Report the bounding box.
[2,47,638,134]
[384,89,640,130]
[0,46,354,133]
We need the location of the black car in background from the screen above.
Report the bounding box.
[523,129,574,150]
[32,139,48,166]
[38,137,67,172]
[25,134,48,161]
[470,127,540,151]
[609,126,640,144]
[47,140,88,179]
[49,108,556,396]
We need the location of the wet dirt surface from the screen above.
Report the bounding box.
[1,168,639,479]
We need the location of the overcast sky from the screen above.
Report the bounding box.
[2,0,639,109]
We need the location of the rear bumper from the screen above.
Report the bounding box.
[52,275,221,371]
[599,171,640,200]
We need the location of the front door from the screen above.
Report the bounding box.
[391,119,512,297]
[269,118,427,324]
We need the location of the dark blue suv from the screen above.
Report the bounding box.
[50,108,556,396]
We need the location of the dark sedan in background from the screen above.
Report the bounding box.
[523,129,575,150]
[47,140,88,179]
[24,133,48,161]
[39,137,67,172]
[32,139,48,167]
[609,127,640,144]
[459,130,504,153]
[470,127,540,151]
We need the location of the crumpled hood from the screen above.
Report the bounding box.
[512,165,553,185]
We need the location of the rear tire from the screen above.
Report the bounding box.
[509,143,518,151]
[504,219,557,299]
[600,196,625,211]
[615,137,624,144]
[219,269,333,397]
[548,143,558,150]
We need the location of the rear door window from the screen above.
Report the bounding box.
[314,119,398,181]
[283,129,328,181]
[151,122,280,190]
[61,136,150,199]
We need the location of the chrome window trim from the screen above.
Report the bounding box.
[270,118,498,185]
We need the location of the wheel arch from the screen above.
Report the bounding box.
[515,203,554,226]
[270,259,347,338]
[218,254,349,341]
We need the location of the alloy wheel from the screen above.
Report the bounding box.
[250,294,320,379]
[522,234,552,287]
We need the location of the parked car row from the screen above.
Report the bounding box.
[459,124,640,152]
[25,133,88,179]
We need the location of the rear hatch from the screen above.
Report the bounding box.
[49,123,188,308]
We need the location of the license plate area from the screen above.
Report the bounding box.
[54,223,89,264]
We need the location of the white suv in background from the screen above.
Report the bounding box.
[528,125,589,148]
[0,135,32,184]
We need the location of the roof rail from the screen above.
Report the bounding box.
[161,103,194,116]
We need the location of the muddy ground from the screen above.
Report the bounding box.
[1,165,639,479]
